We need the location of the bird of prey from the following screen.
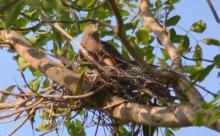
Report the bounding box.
[79,23,128,69]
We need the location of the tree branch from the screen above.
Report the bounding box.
[139,0,205,107]
[207,0,220,24]
[0,30,81,94]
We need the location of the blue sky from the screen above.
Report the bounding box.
[0,0,220,136]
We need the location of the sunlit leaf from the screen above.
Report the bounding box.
[0,85,16,103]
[178,35,190,54]
[193,45,202,66]
[203,38,220,46]
[75,72,85,94]
[191,20,206,33]
[214,54,220,67]
[29,79,41,92]
[190,64,215,82]
[136,27,149,44]
[155,0,162,9]
[165,128,175,136]
[17,56,29,71]
[35,122,56,132]
[43,79,50,88]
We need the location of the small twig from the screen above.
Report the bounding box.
[195,84,218,97]
[181,54,213,63]
[102,100,127,110]
[163,1,173,31]
[94,112,101,136]
[207,0,220,24]
[0,42,11,48]
[7,108,35,136]
[0,23,41,32]
[0,85,104,100]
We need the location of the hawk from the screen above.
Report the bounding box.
[79,23,128,69]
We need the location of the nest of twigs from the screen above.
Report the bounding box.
[84,63,177,106]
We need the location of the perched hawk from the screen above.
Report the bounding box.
[79,24,127,69]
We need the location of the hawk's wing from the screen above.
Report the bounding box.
[100,41,128,68]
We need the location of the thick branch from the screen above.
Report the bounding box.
[0,30,81,94]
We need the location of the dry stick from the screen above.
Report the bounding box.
[207,0,220,24]
[7,108,35,136]
[102,100,127,110]
[53,23,105,72]
[0,86,104,100]
[0,98,43,120]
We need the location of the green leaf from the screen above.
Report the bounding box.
[75,72,85,94]
[0,85,16,103]
[135,27,149,44]
[43,79,50,88]
[207,112,220,126]
[194,111,205,126]
[29,67,42,77]
[191,20,206,33]
[202,38,220,46]
[165,128,175,136]
[193,45,202,66]
[158,58,169,68]
[165,15,180,26]
[35,122,56,132]
[39,111,50,120]
[118,125,129,136]
[29,79,41,92]
[5,1,23,28]
[184,65,202,74]
[164,0,180,4]
[190,64,215,82]
[214,54,220,67]
[161,48,170,60]
[67,120,86,136]
[17,56,29,71]
[155,0,163,9]
[178,35,190,54]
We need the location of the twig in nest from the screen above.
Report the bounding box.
[7,108,35,136]
[102,100,127,110]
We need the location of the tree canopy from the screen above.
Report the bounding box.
[0,0,220,136]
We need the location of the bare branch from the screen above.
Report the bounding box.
[207,0,220,24]
[7,108,35,136]
[0,86,104,100]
